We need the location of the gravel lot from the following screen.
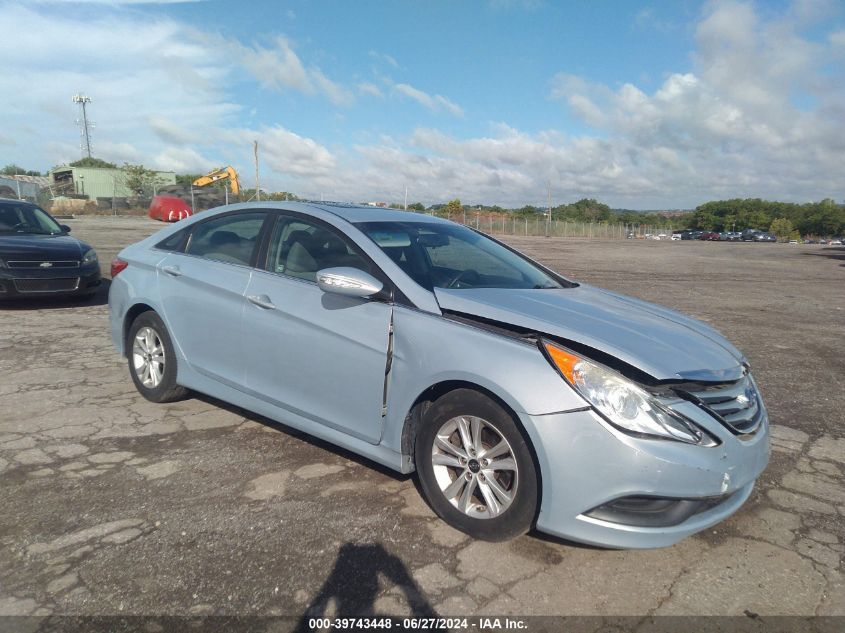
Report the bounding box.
[1,216,843,619]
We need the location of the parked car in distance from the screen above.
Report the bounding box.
[109,202,769,547]
[670,233,681,241]
[831,239,843,245]
[0,198,101,300]
[789,240,798,245]
[754,232,776,242]
[699,232,720,241]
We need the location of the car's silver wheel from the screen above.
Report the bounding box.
[431,415,518,519]
[132,326,166,389]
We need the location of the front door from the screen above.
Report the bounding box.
[242,213,392,443]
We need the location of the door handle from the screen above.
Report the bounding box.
[247,294,276,310]
[161,265,182,277]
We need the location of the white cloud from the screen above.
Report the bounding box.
[311,69,355,107]
[37,0,201,4]
[393,84,464,117]
[541,0,845,206]
[368,50,399,68]
[358,82,384,98]
[830,29,845,47]
[151,147,212,173]
[223,36,354,105]
[148,116,198,145]
[2,0,843,209]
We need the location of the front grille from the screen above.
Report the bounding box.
[676,371,763,435]
[7,260,79,269]
[13,278,80,293]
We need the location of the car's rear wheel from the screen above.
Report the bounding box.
[415,389,538,541]
[127,311,188,403]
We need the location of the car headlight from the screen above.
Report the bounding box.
[82,249,98,265]
[542,340,717,446]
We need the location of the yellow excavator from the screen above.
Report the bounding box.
[193,166,240,195]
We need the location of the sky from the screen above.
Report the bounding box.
[2,0,844,209]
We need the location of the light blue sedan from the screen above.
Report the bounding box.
[108,203,769,547]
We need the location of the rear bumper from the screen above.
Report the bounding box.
[0,266,101,299]
[519,407,769,549]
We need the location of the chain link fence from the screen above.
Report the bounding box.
[427,210,670,239]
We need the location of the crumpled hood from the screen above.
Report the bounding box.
[0,234,87,260]
[435,284,745,382]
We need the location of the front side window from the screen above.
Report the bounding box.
[0,204,63,235]
[186,212,266,266]
[266,215,371,282]
[357,221,566,291]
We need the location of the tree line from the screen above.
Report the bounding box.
[419,197,844,237]
[691,198,843,238]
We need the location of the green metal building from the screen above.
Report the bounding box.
[48,166,176,199]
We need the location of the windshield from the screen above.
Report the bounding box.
[356,221,566,291]
[0,204,63,235]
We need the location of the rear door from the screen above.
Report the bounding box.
[241,212,392,443]
[156,211,269,389]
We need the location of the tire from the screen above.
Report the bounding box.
[415,389,538,541]
[126,311,188,403]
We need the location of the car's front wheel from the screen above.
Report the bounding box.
[415,389,538,541]
[127,311,188,403]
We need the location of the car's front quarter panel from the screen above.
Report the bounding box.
[383,306,588,457]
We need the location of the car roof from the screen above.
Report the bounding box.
[0,197,36,206]
[212,201,452,225]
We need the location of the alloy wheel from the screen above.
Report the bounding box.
[132,326,166,389]
[430,415,518,519]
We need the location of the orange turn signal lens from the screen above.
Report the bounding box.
[543,342,582,384]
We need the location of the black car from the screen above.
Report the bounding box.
[0,198,101,299]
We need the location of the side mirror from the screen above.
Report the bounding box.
[316,267,383,299]
[60,224,72,233]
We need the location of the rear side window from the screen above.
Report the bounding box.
[186,212,266,266]
[155,228,189,252]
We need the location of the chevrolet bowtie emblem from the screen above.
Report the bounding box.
[39,262,53,268]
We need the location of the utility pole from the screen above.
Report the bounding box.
[546,181,552,238]
[72,94,93,158]
[253,140,261,202]
[404,186,408,210]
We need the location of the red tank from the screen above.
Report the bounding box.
[148,195,193,222]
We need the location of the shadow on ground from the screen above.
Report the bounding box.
[801,246,845,266]
[294,542,438,630]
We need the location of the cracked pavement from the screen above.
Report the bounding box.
[0,217,843,617]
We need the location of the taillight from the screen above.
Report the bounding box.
[111,258,128,278]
